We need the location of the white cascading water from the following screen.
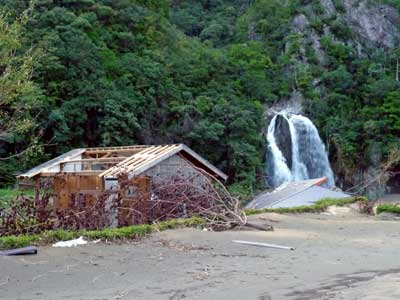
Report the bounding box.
[266,112,335,187]
[266,115,292,186]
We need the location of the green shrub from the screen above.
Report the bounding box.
[330,19,353,40]
[41,230,80,242]
[333,0,346,13]
[154,217,205,231]
[0,217,205,250]
[376,204,400,215]
[310,18,324,34]
[0,235,39,249]
[0,189,34,204]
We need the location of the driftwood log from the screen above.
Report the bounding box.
[242,220,274,231]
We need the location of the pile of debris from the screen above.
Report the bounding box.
[1,169,271,236]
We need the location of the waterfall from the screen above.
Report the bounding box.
[266,112,335,187]
[266,115,292,187]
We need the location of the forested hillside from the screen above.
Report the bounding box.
[0,0,399,195]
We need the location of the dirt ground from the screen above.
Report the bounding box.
[2,211,400,300]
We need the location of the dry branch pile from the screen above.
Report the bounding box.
[346,149,400,195]
[0,168,264,236]
[148,169,247,230]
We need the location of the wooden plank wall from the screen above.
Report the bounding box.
[54,174,104,210]
[118,176,151,226]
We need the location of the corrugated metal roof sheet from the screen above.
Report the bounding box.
[17,148,85,179]
[269,186,351,208]
[246,177,350,209]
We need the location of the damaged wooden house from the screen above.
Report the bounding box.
[17,144,227,224]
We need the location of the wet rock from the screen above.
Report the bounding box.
[273,115,293,170]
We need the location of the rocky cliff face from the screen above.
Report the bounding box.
[291,0,400,59]
[170,0,399,195]
[271,0,400,195]
[343,0,400,49]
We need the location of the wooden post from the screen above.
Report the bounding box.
[34,177,40,206]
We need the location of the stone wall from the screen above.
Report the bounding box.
[143,154,208,186]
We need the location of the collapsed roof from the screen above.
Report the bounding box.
[247,177,351,209]
[17,144,228,181]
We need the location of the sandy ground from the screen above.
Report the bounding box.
[1,211,400,300]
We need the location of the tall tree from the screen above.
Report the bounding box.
[0,4,43,183]
[0,5,40,156]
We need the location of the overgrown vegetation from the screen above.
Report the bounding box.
[245,196,368,215]
[0,188,33,198]
[376,204,400,215]
[0,188,34,207]
[0,217,205,250]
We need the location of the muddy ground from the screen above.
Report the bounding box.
[2,211,400,300]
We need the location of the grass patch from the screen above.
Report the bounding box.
[0,188,34,205]
[376,204,400,215]
[0,217,205,250]
[245,196,368,216]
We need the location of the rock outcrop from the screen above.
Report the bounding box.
[266,0,400,194]
[343,0,400,49]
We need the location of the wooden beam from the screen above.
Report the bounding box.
[84,146,149,155]
[102,152,112,158]
[40,171,103,177]
[34,178,40,206]
[62,157,126,164]
[102,145,181,177]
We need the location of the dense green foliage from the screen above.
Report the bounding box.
[0,188,33,205]
[0,0,399,192]
[230,0,399,187]
[376,203,400,215]
[0,0,269,190]
[0,5,44,183]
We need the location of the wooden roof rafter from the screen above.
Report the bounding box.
[84,145,149,155]
[61,157,126,164]
[100,144,228,181]
[17,144,228,181]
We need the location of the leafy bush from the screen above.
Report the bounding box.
[330,19,352,40]
[376,204,400,215]
[333,0,346,13]
[0,189,34,203]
